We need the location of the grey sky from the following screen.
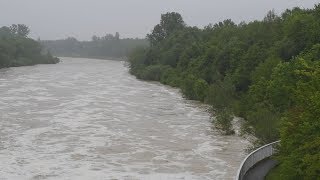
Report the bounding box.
[0,0,318,40]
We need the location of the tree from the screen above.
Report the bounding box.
[17,24,30,37]
[115,32,120,40]
[92,35,99,41]
[276,59,320,179]
[264,10,278,22]
[103,34,114,41]
[160,12,185,37]
[0,26,12,37]
[9,24,18,34]
[0,25,59,68]
[42,35,148,59]
[9,24,30,37]
[147,12,185,46]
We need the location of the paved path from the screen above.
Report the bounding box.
[243,158,278,180]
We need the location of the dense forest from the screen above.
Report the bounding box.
[42,34,148,59]
[128,5,320,180]
[0,24,59,68]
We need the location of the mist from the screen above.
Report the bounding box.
[0,0,318,40]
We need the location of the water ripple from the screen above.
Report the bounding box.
[0,58,248,180]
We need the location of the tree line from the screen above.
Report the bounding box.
[42,33,148,60]
[128,6,320,180]
[0,24,59,68]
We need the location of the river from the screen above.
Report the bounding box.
[0,58,248,180]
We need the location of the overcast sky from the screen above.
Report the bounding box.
[0,0,318,40]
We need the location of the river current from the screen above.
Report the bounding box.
[0,58,248,180]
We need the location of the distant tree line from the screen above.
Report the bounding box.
[128,6,320,179]
[42,33,148,60]
[0,24,59,68]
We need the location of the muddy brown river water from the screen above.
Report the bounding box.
[0,58,248,180]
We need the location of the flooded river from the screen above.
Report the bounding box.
[0,58,248,180]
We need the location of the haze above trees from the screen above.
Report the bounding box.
[42,33,148,60]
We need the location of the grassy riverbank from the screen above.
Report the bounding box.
[128,5,320,180]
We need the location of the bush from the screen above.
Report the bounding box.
[214,108,235,135]
[180,75,208,101]
[245,108,280,143]
[160,67,181,87]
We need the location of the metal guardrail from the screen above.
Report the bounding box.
[235,141,280,180]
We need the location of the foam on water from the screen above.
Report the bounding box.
[0,58,249,180]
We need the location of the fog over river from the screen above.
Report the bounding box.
[0,58,248,180]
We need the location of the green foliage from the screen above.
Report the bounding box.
[9,24,30,37]
[214,108,235,135]
[265,165,282,180]
[299,43,320,61]
[128,47,148,75]
[128,6,320,179]
[140,65,170,81]
[206,80,235,109]
[246,108,280,143]
[276,59,320,180]
[181,76,208,101]
[251,57,281,83]
[0,24,59,68]
[147,12,185,46]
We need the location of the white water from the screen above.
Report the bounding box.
[0,58,248,180]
